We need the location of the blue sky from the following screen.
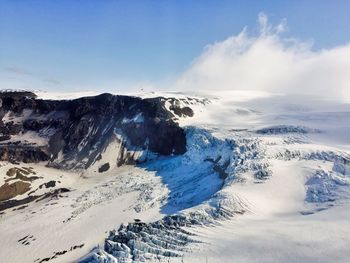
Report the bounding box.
[1,0,350,92]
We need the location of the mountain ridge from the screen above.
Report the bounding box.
[0,91,190,170]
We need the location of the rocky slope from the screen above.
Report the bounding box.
[0,91,190,170]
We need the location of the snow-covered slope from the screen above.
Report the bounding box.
[1,90,350,263]
[80,91,350,263]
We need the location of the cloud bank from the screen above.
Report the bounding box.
[175,13,350,101]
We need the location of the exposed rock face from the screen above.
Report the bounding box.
[0,181,31,201]
[5,167,40,182]
[0,187,70,212]
[98,163,110,173]
[169,104,194,117]
[0,145,50,163]
[0,92,188,169]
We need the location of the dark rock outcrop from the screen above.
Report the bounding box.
[169,104,194,117]
[0,145,50,163]
[0,92,188,169]
[0,187,70,212]
[0,181,31,201]
[98,163,110,173]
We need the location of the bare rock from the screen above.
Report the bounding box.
[0,181,31,201]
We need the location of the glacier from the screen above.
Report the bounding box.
[1,90,350,263]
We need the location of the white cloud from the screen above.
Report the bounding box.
[174,13,350,101]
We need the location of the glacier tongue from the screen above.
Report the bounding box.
[79,120,350,262]
[78,127,272,262]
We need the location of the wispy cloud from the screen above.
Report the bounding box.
[174,13,350,101]
[44,78,61,85]
[4,66,33,76]
[2,66,62,89]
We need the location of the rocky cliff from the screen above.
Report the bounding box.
[0,91,189,170]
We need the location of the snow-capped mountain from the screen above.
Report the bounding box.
[1,90,350,263]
